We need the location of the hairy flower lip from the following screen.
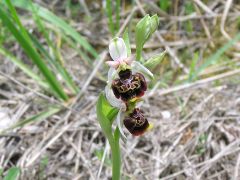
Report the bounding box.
[111,70,147,102]
[123,108,149,136]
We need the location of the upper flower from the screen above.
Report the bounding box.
[111,69,147,102]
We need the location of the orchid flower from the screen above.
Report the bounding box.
[105,37,153,139]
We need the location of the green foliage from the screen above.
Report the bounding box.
[39,156,49,180]
[0,168,3,176]
[144,51,166,71]
[106,0,121,36]
[191,33,240,80]
[7,0,97,59]
[196,134,208,155]
[96,93,117,145]
[159,0,171,12]
[0,107,61,134]
[106,0,114,36]
[188,52,199,82]
[135,14,159,61]
[184,2,194,33]
[123,28,131,56]
[0,47,49,89]
[3,167,20,180]
[0,2,69,101]
[95,149,112,167]
[96,93,120,180]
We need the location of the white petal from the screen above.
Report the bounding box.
[109,37,127,61]
[132,61,154,79]
[107,67,116,84]
[116,109,127,140]
[105,85,126,109]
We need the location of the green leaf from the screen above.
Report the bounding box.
[144,51,166,71]
[39,156,49,180]
[135,15,150,61]
[106,0,114,36]
[159,0,171,12]
[149,15,159,36]
[188,52,199,82]
[5,0,98,58]
[3,167,20,180]
[29,34,79,94]
[135,14,159,61]
[192,33,240,80]
[0,5,69,101]
[0,47,48,89]
[123,28,131,56]
[0,107,61,134]
[95,149,112,167]
[115,0,120,33]
[96,93,116,145]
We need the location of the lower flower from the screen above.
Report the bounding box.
[123,108,149,136]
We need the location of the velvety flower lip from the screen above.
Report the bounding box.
[111,69,147,102]
[123,108,149,136]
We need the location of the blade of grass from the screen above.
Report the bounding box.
[5,0,31,43]
[159,0,171,12]
[1,107,61,134]
[123,28,131,56]
[60,31,92,63]
[115,0,120,33]
[192,33,240,80]
[188,52,199,82]
[106,0,115,36]
[7,0,98,58]
[0,47,49,89]
[0,6,69,100]
[29,34,79,94]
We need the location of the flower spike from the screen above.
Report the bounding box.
[105,36,156,138]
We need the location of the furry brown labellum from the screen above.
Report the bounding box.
[111,69,147,102]
[123,108,149,136]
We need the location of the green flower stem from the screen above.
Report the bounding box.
[96,94,121,180]
[110,128,121,180]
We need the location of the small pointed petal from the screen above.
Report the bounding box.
[124,56,134,65]
[109,37,127,61]
[105,61,120,69]
[132,61,154,79]
[117,109,127,140]
[105,85,126,109]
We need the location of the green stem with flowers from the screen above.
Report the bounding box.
[96,93,122,180]
[97,14,164,179]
